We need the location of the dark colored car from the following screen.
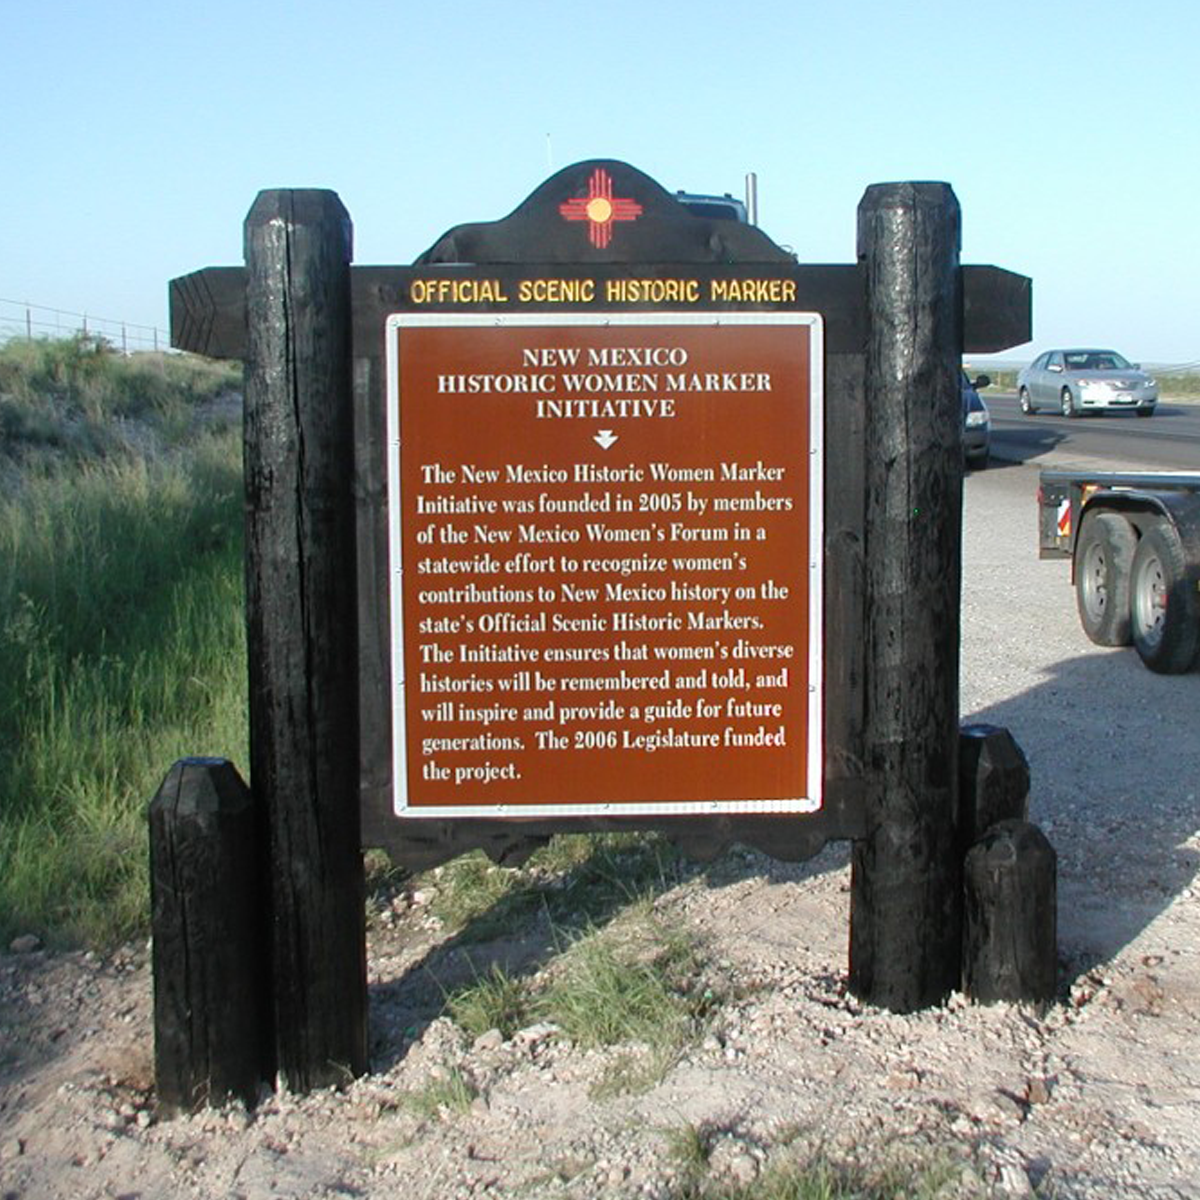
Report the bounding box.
[963,371,991,469]
[674,190,749,223]
[1017,349,1157,418]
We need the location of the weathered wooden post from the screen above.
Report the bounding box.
[149,758,268,1114]
[244,189,368,1089]
[849,183,965,1011]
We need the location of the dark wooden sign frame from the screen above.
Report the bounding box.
[166,160,1031,1094]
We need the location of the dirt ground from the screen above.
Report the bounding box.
[3,460,1199,1199]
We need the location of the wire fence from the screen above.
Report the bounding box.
[0,297,166,353]
[3,296,1196,374]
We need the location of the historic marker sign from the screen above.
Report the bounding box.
[386,312,823,817]
[169,161,1031,864]
[163,162,1037,1067]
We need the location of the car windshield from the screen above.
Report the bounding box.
[1064,352,1131,372]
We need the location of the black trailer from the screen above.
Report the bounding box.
[1039,470,1200,673]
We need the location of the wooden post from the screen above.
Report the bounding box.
[963,820,1057,1003]
[244,189,367,1091]
[849,182,965,1012]
[149,758,268,1114]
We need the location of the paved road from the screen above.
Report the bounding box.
[983,389,1200,471]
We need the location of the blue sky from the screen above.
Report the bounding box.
[2,0,1197,362]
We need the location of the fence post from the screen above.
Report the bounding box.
[849,182,965,1012]
[244,188,367,1091]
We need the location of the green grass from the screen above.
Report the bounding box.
[0,334,238,478]
[665,1136,967,1200]
[442,907,719,1097]
[541,912,712,1048]
[665,1121,716,1191]
[552,914,717,1097]
[396,1068,478,1120]
[431,834,711,1094]
[426,831,690,942]
[0,336,246,947]
[444,962,535,1039]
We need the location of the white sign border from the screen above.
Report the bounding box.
[385,311,824,819]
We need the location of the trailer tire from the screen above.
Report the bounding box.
[1130,522,1200,674]
[1075,512,1134,646]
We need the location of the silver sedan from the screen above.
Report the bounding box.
[1017,349,1158,418]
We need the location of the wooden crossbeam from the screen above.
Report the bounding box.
[170,261,1030,361]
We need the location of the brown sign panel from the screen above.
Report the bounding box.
[386,313,823,817]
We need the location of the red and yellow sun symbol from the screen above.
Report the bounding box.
[559,168,643,249]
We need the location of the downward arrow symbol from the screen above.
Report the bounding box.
[594,429,619,450]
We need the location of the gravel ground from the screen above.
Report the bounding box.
[2,454,1199,1199]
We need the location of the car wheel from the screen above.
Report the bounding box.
[966,451,988,470]
[1074,512,1134,646]
[1019,387,1037,414]
[1061,388,1078,418]
[1130,522,1200,673]
[1136,407,1154,418]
